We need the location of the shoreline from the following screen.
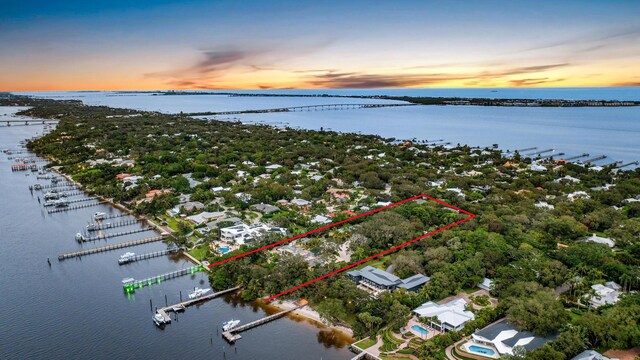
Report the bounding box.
[264,299,355,339]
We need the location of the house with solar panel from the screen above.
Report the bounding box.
[346,265,430,296]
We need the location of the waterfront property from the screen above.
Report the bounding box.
[460,319,557,358]
[412,297,475,332]
[346,265,430,295]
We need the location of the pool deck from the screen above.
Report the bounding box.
[406,317,439,340]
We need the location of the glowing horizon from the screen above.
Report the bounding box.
[1,1,639,91]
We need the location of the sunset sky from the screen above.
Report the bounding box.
[1,0,640,91]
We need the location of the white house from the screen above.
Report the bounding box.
[588,282,621,308]
[465,319,557,357]
[571,350,617,360]
[220,223,286,245]
[583,233,615,248]
[568,191,591,201]
[413,298,475,332]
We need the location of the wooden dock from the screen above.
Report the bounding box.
[118,245,179,265]
[155,286,241,324]
[47,201,104,214]
[77,226,155,242]
[222,302,307,343]
[87,218,141,232]
[58,235,166,260]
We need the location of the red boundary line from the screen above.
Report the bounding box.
[206,194,475,301]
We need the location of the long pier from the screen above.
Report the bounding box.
[96,213,130,221]
[118,245,179,265]
[615,161,639,169]
[222,303,307,343]
[583,155,607,164]
[154,286,241,324]
[524,148,554,157]
[47,201,103,213]
[88,218,141,232]
[77,226,155,242]
[58,235,166,260]
[123,265,205,292]
[562,153,589,161]
[189,103,415,116]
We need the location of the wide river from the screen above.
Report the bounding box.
[17,89,640,166]
[0,107,353,359]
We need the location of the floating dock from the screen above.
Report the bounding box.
[58,235,166,260]
[222,302,307,343]
[154,286,241,324]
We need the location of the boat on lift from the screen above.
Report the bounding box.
[93,212,105,220]
[222,319,240,331]
[153,313,170,326]
[118,252,136,265]
[188,287,212,300]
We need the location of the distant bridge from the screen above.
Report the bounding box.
[188,103,416,116]
[0,119,59,127]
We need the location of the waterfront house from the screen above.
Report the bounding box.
[346,266,429,295]
[464,319,557,357]
[413,298,475,332]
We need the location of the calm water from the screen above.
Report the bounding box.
[236,105,640,166]
[0,110,353,359]
[16,89,640,166]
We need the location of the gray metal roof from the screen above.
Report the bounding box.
[397,274,430,289]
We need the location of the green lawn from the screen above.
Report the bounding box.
[189,245,208,261]
[353,337,376,350]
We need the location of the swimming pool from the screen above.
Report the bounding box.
[411,325,429,336]
[218,247,230,254]
[468,345,495,356]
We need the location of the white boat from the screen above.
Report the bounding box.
[75,233,85,242]
[222,319,240,331]
[121,277,135,286]
[93,212,106,220]
[188,287,212,300]
[153,313,170,326]
[118,252,136,264]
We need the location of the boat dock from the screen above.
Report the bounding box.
[77,226,155,242]
[123,265,205,291]
[95,213,130,221]
[154,286,241,324]
[583,155,607,164]
[118,245,179,265]
[88,218,141,232]
[47,201,104,214]
[58,235,166,260]
[222,302,307,343]
[616,161,640,169]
